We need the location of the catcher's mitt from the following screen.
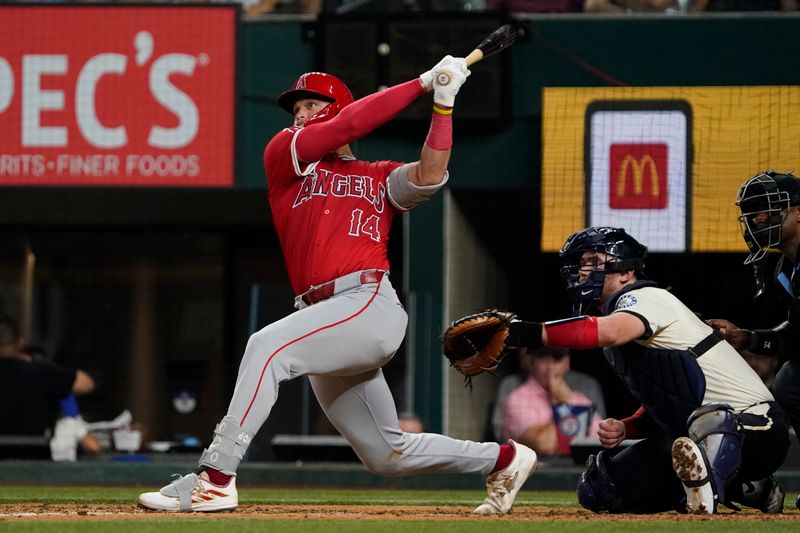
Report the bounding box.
[442,309,517,379]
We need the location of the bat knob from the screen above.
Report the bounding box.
[436,71,451,86]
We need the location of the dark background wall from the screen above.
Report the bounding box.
[1,12,798,443]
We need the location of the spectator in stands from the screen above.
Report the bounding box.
[497,346,603,456]
[584,0,682,12]
[232,0,323,16]
[687,0,797,11]
[398,412,424,433]
[485,0,584,12]
[0,315,97,455]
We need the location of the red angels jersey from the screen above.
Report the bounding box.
[264,126,403,295]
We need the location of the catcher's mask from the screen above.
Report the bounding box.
[277,72,354,127]
[736,170,800,297]
[559,227,647,314]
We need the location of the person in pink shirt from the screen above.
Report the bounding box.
[502,346,601,456]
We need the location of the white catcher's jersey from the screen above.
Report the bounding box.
[612,286,774,412]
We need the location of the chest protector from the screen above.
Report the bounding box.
[602,281,707,435]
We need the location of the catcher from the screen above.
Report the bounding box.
[444,226,790,514]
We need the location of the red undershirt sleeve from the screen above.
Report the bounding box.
[295,80,425,163]
[544,316,600,350]
[621,406,661,439]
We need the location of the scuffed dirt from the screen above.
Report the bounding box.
[1,503,800,521]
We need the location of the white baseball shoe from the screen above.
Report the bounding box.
[672,437,715,514]
[473,440,538,515]
[139,470,238,512]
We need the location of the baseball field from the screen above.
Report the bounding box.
[2,486,800,531]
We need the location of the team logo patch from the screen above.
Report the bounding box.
[616,294,638,310]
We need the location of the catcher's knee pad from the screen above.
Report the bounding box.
[686,403,742,503]
[576,451,624,513]
[198,415,253,475]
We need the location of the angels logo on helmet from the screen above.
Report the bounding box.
[277,72,354,127]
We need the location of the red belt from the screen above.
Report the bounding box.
[301,270,385,306]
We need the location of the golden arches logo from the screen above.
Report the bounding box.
[617,154,660,197]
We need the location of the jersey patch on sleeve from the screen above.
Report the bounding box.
[615,293,638,310]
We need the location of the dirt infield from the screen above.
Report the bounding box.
[2,503,800,522]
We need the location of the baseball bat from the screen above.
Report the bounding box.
[436,24,519,85]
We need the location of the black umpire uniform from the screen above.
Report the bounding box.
[733,171,800,509]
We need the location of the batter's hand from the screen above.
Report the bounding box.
[433,58,470,108]
[419,55,454,91]
[706,319,752,350]
[598,418,626,449]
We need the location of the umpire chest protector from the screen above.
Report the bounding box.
[601,281,709,435]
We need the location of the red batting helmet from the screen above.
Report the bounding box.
[277,72,354,125]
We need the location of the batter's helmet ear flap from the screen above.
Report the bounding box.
[277,72,354,125]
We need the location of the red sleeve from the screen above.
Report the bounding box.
[621,406,661,439]
[295,80,425,163]
[263,127,298,188]
[544,316,599,350]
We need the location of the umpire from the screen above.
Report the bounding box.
[708,170,800,510]
[506,227,790,514]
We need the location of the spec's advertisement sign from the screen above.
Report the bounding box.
[0,6,236,187]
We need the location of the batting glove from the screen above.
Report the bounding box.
[433,58,470,108]
[419,55,454,91]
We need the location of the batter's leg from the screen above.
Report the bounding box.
[139,280,406,512]
[309,369,499,476]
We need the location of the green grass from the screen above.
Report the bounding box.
[0,486,573,506]
[3,521,800,533]
[0,486,797,532]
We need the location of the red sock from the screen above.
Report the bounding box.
[491,444,514,473]
[204,468,232,486]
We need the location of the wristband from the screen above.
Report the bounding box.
[507,320,543,350]
[425,106,453,150]
[544,315,600,350]
[432,104,453,115]
[749,329,782,355]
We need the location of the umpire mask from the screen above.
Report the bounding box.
[736,171,800,297]
[559,227,647,315]
[736,171,800,264]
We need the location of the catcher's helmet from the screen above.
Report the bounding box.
[559,227,647,314]
[736,170,800,265]
[277,72,354,126]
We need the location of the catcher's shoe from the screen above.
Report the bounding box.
[473,440,538,515]
[672,437,715,514]
[739,476,785,513]
[138,471,237,512]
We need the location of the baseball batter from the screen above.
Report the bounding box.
[139,58,537,514]
[506,227,790,514]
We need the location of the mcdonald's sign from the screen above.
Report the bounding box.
[609,143,668,209]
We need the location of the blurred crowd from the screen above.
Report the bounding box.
[2,0,797,15]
